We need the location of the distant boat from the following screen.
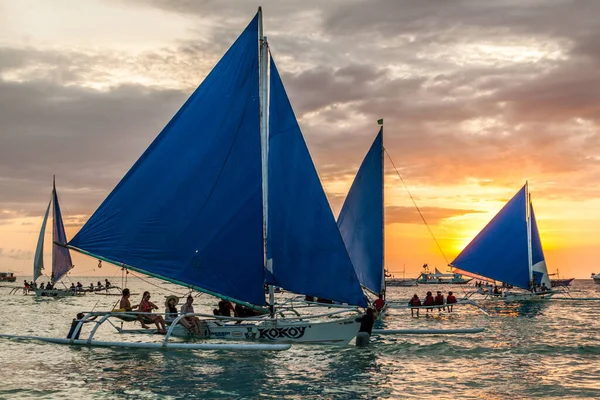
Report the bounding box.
[549,269,574,287]
[450,183,552,301]
[0,272,16,283]
[415,264,472,285]
[32,177,83,298]
[385,268,417,287]
[591,273,600,284]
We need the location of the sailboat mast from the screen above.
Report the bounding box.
[380,124,385,296]
[51,175,56,283]
[258,7,275,309]
[526,181,533,288]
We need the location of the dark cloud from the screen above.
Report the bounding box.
[1,0,599,230]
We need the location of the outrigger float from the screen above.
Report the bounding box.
[0,311,290,352]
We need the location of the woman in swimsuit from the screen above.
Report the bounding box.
[138,291,167,334]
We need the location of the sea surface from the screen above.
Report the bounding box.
[0,277,599,399]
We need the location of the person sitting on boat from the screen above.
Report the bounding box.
[67,312,98,340]
[46,282,53,290]
[164,295,197,335]
[434,291,445,312]
[373,294,386,311]
[423,291,435,312]
[304,295,315,302]
[216,298,236,317]
[97,281,103,291]
[23,280,30,294]
[408,294,422,317]
[356,307,375,347]
[40,282,45,290]
[446,291,457,312]
[493,286,500,295]
[76,282,83,291]
[70,283,76,291]
[180,295,203,335]
[105,279,111,289]
[118,288,138,312]
[138,291,167,334]
[541,283,549,292]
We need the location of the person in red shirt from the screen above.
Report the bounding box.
[423,291,435,312]
[408,294,421,317]
[446,291,457,312]
[434,291,445,312]
[373,294,386,311]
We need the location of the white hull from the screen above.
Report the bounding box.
[173,315,361,345]
[486,291,553,302]
[35,289,86,298]
[592,274,600,284]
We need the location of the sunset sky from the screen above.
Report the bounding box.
[0,0,599,280]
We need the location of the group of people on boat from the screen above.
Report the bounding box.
[115,289,211,336]
[86,279,112,292]
[407,291,458,316]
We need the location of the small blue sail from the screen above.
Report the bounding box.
[69,15,265,306]
[33,199,51,281]
[266,56,367,307]
[530,204,551,287]
[451,185,531,289]
[337,129,384,295]
[52,186,74,283]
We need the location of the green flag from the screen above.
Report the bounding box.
[377,118,384,125]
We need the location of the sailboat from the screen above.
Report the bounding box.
[65,9,366,344]
[33,177,82,297]
[450,183,553,301]
[337,127,385,297]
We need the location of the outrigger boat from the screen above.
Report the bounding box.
[452,183,553,302]
[62,9,367,345]
[32,177,83,298]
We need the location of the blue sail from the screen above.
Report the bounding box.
[337,129,384,295]
[451,185,531,289]
[52,186,74,283]
[69,16,266,305]
[266,57,367,307]
[33,199,51,281]
[530,204,551,287]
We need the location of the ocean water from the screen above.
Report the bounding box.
[1,277,599,399]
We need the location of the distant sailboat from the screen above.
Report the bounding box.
[33,177,81,297]
[450,183,552,301]
[66,9,365,344]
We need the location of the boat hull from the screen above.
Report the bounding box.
[386,279,417,287]
[168,315,362,345]
[550,278,574,287]
[35,289,86,298]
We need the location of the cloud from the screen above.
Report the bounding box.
[386,205,484,225]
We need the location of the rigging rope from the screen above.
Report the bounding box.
[384,147,450,266]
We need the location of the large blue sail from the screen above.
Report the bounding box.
[337,129,384,295]
[52,186,74,283]
[266,57,367,307]
[451,185,531,289]
[69,16,265,306]
[33,199,51,281]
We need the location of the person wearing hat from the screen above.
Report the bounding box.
[164,295,194,334]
